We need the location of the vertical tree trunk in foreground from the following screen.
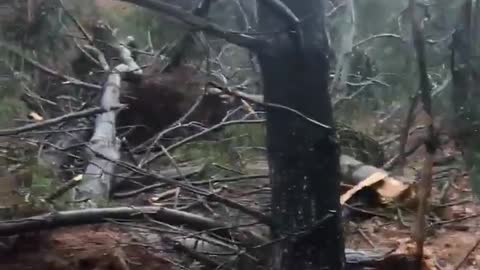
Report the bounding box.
[257,0,345,269]
[98,0,345,268]
[450,1,480,196]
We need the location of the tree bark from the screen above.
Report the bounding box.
[257,0,345,269]
[73,34,142,207]
[450,1,480,196]
[100,0,345,268]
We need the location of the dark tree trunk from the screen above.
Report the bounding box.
[94,0,345,268]
[257,0,345,269]
[450,1,480,196]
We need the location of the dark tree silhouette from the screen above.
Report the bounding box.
[450,1,480,196]
[257,1,345,269]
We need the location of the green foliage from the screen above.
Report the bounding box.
[30,163,55,195]
[0,97,28,128]
[0,60,29,128]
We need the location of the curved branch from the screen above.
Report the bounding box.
[0,106,123,137]
[117,0,269,51]
[353,33,404,49]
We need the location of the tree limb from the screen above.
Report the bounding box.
[74,32,143,206]
[0,42,101,90]
[163,0,213,71]
[0,206,229,237]
[0,106,123,137]
[117,0,269,51]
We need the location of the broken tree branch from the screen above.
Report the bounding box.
[87,149,272,225]
[58,0,94,44]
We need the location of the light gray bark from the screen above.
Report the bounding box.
[73,39,142,207]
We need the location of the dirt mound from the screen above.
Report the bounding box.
[0,225,171,270]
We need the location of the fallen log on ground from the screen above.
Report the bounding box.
[0,206,267,268]
[0,206,230,238]
[340,154,413,206]
[340,155,407,185]
[0,206,417,269]
[73,26,142,206]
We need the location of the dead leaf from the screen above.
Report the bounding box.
[28,112,43,121]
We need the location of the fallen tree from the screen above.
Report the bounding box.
[0,206,414,269]
[72,23,143,207]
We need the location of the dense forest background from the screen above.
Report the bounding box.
[0,0,479,269]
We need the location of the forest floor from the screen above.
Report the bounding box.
[0,112,477,270]
[347,173,480,270]
[1,144,479,270]
[344,135,480,270]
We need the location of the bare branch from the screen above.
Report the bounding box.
[214,87,332,129]
[0,42,101,90]
[0,106,123,137]
[140,119,265,167]
[117,0,269,51]
[45,175,83,202]
[58,0,94,44]
[353,33,404,49]
[0,206,229,237]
